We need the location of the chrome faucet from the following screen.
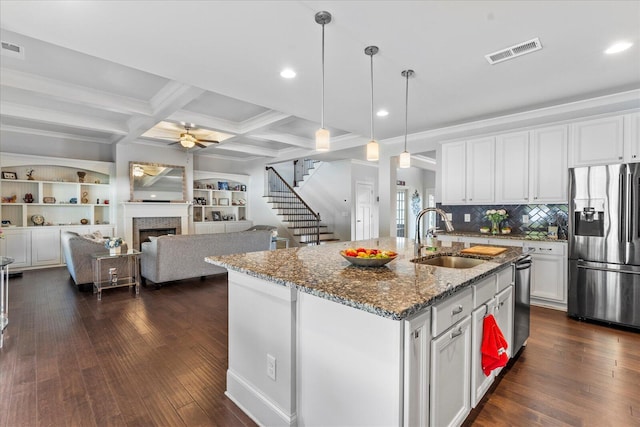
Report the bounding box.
[415,208,454,257]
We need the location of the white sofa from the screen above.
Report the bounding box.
[140,230,272,287]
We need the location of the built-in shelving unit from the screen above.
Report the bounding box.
[0,153,115,270]
[192,171,251,229]
[1,167,111,227]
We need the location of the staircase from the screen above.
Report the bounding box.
[265,166,339,245]
[293,158,318,188]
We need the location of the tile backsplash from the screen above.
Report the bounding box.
[436,203,569,239]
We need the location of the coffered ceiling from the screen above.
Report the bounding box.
[1,1,639,164]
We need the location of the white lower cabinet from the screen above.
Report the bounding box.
[524,241,567,309]
[31,227,61,266]
[0,228,31,268]
[495,286,514,359]
[403,309,431,427]
[430,315,472,427]
[471,298,497,407]
[193,220,252,234]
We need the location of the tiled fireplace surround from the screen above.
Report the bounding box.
[436,203,569,239]
[121,202,190,250]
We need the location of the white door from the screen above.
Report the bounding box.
[355,182,373,241]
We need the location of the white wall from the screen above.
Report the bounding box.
[297,160,352,241]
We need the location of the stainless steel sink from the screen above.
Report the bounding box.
[411,255,486,269]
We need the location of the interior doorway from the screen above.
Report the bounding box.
[355,182,374,240]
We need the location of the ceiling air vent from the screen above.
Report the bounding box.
[1,41,25,59]
[485,37,542,65]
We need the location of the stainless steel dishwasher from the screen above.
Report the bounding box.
[513,254,532,355]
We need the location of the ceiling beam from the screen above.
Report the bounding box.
[1,101,128,135]
[0,68,153,116]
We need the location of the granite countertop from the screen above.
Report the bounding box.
[438,230,567,243]
[205,237,526,321]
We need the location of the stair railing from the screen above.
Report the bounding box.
[266,166,320,245]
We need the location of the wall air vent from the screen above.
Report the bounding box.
[485,37,542,65]
[1,41,25,59]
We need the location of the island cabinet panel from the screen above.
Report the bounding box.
[226,271,297,427]
[403,309,431,427]
[471,297,497,407]
[430,315,472,427]
[297,292,403,427]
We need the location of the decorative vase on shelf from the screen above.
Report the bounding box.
[491,220,500,235]
[109,247,121,256]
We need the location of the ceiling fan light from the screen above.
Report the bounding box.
[180,134,196,148]
[315,127,330,151]
[399,150,411,168]
[366,140,379,161]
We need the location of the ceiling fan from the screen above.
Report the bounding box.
[168,126,220,149]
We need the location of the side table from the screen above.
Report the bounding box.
[91,250,141,301]
[1,256,15,348]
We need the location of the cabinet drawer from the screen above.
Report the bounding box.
[496,266,514,293]
[473,275,495,308]
[432,287,473,337]
[487,238,523,247]
[524,242,566,256]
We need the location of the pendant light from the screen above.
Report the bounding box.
[315,11,332,152]
[365,46,379,161]
[399,69,414,168]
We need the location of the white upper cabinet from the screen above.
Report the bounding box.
[624,112,640,163]
[441,141,467,204]
[495,131,529,204]
[441,138,494,205]
[531,125,568,203]
[570,116,625,166]
[465,137,495,204]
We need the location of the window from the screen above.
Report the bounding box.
[396,190,407,237]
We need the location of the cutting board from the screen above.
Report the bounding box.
[460,246,507,256]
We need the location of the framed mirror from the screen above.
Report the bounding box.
[129,161,187,202]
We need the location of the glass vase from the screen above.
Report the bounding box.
[491,220,500,235]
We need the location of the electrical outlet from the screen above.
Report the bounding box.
[267,354,276,380]
[522,215,529,224]
[464,214,471,222]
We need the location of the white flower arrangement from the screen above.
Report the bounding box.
[104,237,123,249]
[485,209,508,223]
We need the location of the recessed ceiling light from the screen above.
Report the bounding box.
[605,41,633,54]
[376,109,389,117]
[280,68,296,78]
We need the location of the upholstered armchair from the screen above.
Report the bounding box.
[61,231,129,286]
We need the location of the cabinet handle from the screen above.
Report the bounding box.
[634,155,637,159]
[450,328,463,338]
[451,305,464,315]
[414,330,420,339]
[619,156,623,160]
[538,247,553,252]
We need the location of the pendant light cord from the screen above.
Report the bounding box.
[321,22,325,129]
[404,71,409,151]
[370,53,375,140]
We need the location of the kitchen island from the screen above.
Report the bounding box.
[206,237,525,426]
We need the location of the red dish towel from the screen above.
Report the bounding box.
[481,314,509,376]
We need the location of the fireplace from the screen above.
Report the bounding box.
[122,203,190,249]
[132,217,182,250]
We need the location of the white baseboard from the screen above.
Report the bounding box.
[226,370,296,427]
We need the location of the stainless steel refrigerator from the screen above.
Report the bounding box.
[568,164,640,329]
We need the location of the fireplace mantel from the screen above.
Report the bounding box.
[121,202,190,247]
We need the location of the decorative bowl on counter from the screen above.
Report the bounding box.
[501,227,512,234]
[340,248,398,267]
[480,227,490,233]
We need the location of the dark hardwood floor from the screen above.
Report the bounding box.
[1,267,638,426]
